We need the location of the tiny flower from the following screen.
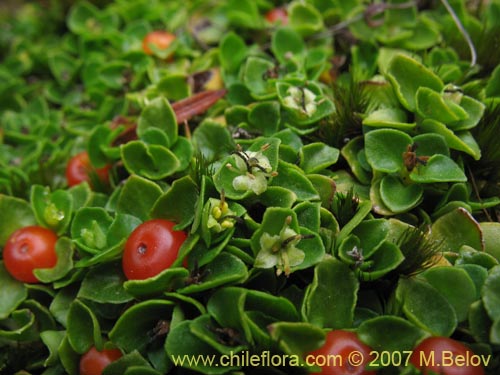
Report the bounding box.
[283,86,318,116]
[346,245,364,268]
[232,173,268,195]
[229,144,277,195]
[43,203,65,227]
[442,84,464,104]
[206,193,240,234]
[254,216,309,276]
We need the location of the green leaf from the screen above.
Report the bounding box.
[225,105,250,126]
[88,125,121,167]
[299,143,339,174]
[68,182,93,209]
[271,27,305,64]
[78,263,133,304]
[302,258,359,329]
[166,321,231,374]
[294,227,325,272]
[357,241,405,281]
[0,194,36,246]
[340,137,372,185]
[22,299,57,332]
[248,101,281,136]
[288,2,324,36]
[294,202,321,233]
[357,316,428,352]
[40,330,66,366]
[336,200,372,246]
[58,334,79,375]
[116,175,163,221]
[47,51,79,88]
[156,74,190,101]
[305,47,330,80]
[151,176,199,230]
[277,81,335,126]
[448,95,485,131]
[412,133,449,156]
[456,264,489,300]
[0,308,37,341]
[67,1,101,34]
[137,96,177,147]
[481,223,500,261]
[189,314,247,355]
[243,57,276,99]
[429,208,483,253]
[307,175,337,209]
[456,246,498,270]
[23,299,57,332]
[124,367,162,375]
[121,141,180,180]
[50,286,78,328]
[106,214,142,250]
[102,351,151,375]
[380,175,423,213]
[268,322,325,357]
[0,262,28,320]
[401,16,441,50]
[75,214,141,268]
[416,87,462,122]
[274,128,304,150]
[123,267,189,298]
[363,107,415,130]
[140,127,169,147]
[485,64,500,98]
[226,83,254,105]
[457,130,481,160]
[172,137,194,173]
[397,278,457,336]
[272,160,320,201]
[419,266,477,322]
[207,287,299,346]
[30,185,73,235]
[99,61,130,90]
[34,237,74,283]
[178,253,248,294]
[482,265,500,321]
[468,300,492,343]
[192,120,234,163]
[258,186,297,208]
[420,119,481,160]
[206,287,248,341]
[491,318,500,345]
[245,289,299,322]
[352,219,390,256]
[386,54,443,111]
[170,136,194,171]
[71,207,113,253]
[335,239,366,276]
[365,129,412,173]
[67,299,102,354]
[226,0,264,29]
[173,233,200,268]
[410,154,466,183]
[109,299,175,353]
[219,32,247,73]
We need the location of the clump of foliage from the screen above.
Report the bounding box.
[1,1,500,374]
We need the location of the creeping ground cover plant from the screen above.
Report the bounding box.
[2,0,500,374]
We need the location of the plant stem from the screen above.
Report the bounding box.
[440,0,477,67]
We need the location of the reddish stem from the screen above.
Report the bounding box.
[112,89,227,146]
